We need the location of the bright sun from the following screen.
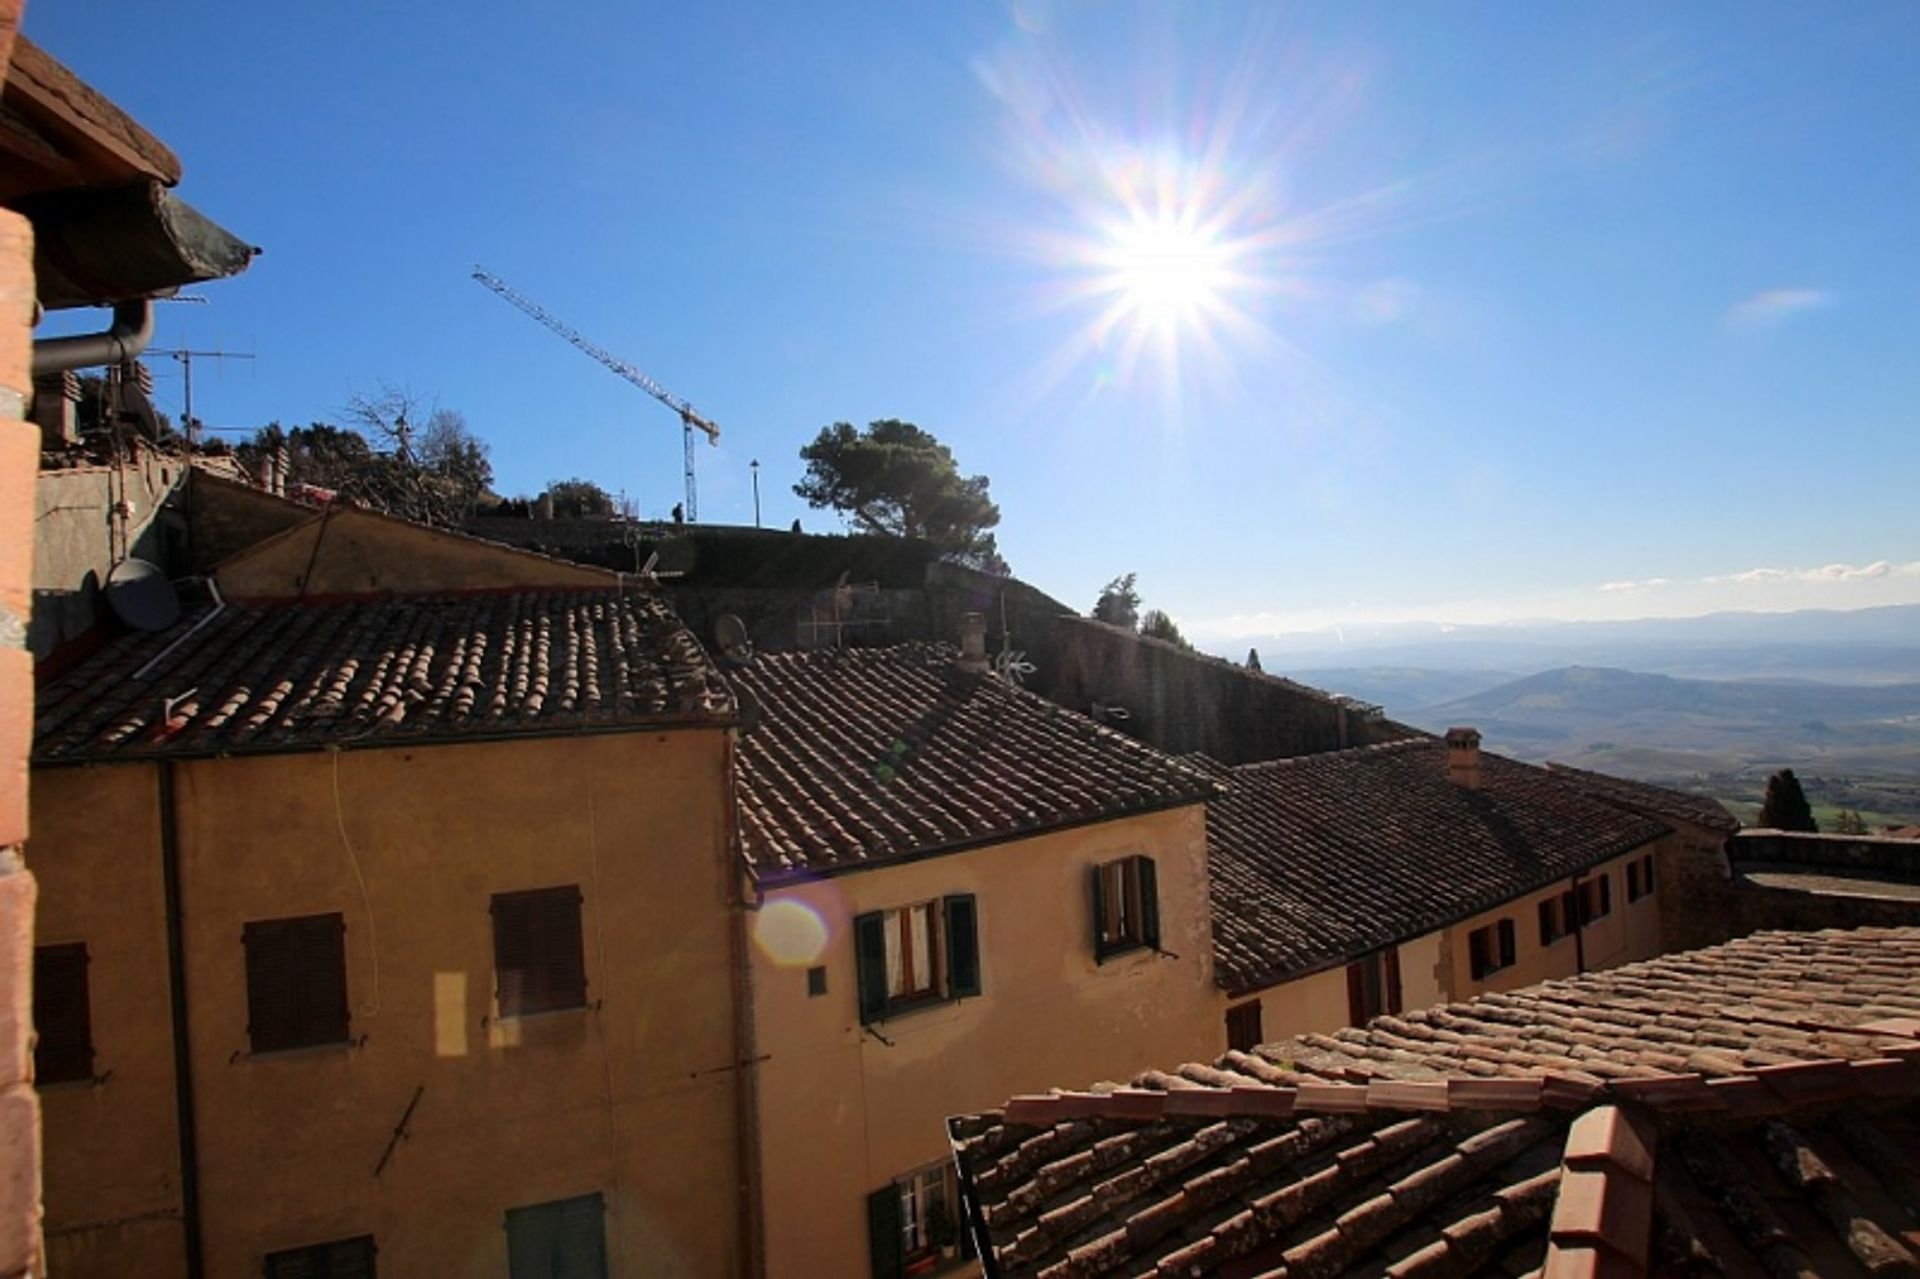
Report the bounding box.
[1098,212,1232,335]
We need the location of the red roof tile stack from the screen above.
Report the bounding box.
[1197,740,1671,994]
[950,927,1920,1278]
[33,588,733,761]
[727,644,1218,882]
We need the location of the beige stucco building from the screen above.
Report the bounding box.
[725,641,1220,1278]
[29,518,753,1277]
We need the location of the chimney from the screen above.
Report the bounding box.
[31,371,80,448]
[1445,726,1482,790]
[957,612,989,674]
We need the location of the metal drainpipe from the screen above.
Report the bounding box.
[31,298,155,376]
[158,761,206,1279]
[723,730,768,1278]
[1570,871,1588,975]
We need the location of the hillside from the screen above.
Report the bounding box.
[1414,665,1920,826]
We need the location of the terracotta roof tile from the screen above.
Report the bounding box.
[727,645,1216,880]
[1198,741,1671,993]
[1544,761,1741,835]
[33,588,732,761]
[952,928,1920,1279]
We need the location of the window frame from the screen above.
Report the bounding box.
[1091,855,1160,963]
[1345,948,1404,1024]
[1225,1000,1263,1053]
[1627,854,1656,903]
[855,895,980,1025]
[491,885,588,1019]
[869,1160,969,1278]
[263,1234,378,1278]
[243,913,350,1056]
[33,941,94,1086]
[1577,873,1613,925]
[1468,918,1517,981]
[504,1192,607,1279]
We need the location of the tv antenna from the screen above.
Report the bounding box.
[149,347,255,447]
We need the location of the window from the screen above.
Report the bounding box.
[1577,873,1613,925]
[506,1193,606,1279]
[868,1162,970,1278]
[1226,1001,1263,1052]
[244,914,349,1054]
[1090,856,1160,962]
[855,896,979,1024]
[264,1235,377,1278]
[492,886,587,1017]
[1345,948,1403,1024]
[33,942,94,1086]
[1468,918,1516,981]
[1538,890,1577,946]
[1627,854,1656,903]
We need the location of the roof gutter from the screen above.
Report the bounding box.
[31,297,154,376]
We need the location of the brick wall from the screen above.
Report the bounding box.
[0,8,47,1265]
[1723,829,1920,933]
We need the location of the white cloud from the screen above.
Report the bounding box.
[1706,560,1907,585]
[1597,577,1670,593]
[1724,287,1831,328]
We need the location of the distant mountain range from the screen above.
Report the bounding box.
[1246,604,1920,685]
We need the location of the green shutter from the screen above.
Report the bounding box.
[944,895,980,999]
[1089,865,1108,963]
[866,1185,904,1279]
[855,912,888,1024]
[1137,857,1160,951]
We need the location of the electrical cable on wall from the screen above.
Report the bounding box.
[585,771,629,1262]
[331,749,382,1017]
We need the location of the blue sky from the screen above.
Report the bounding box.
[31,2,1920,644]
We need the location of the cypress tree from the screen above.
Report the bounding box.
[1757,768,1818,832]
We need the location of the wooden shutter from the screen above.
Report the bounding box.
[866,1184,904,1279]
[1137,857,1160,951]
[1089,865,1108,961]
[493,887,585,1017]
[855,912,888,1024]
[1498,919,1516,968]
[1384,948,1403,1014]
[265,1236,376,1279]
[245,914,348,1053]
[33,943,93,1085]
[298,915,350,1048]
[943,896,980,999]
[1599,873,1612,916]
[1345,960,1366,1024]
[1537,899,1554,944]
[553,1194,606,1279]
[1468,928,1488,980]
[1644,856,1656,892]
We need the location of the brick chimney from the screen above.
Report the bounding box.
[957,612,989,674]
[31,370,79,448]
[1445,726,1482,790]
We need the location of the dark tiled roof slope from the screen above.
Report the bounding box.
[34,588,733,761]
[727,644,1217,882]
[1200,741,1670,994]
[1546,761,1740,835]
[951,928,1920,1279]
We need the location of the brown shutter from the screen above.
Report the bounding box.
[1599,873,1612,916]
[298,915,350,1048]
[541,887,588,1011]
[1137,857,1160,951]
[492,892,535,1016]
[1385,948,1403,1015]
[32,943,93,1085]
[1498,919,1516,968]
[493,887,584,1017]
[1345,960,1365,1023]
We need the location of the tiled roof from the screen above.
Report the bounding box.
[727,644,1217,882]
[950,927,1920,1279]
[34,588,733,761]
[1545,761,1741,835]
[1199,741,1670,994]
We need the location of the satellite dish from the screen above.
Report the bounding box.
[106,558,181,631]
[713,614,754,663]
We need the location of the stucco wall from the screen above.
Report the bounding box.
[31,731,746,1279]
[1438,842,1666,1000]
[31,446,186,659]
[752,804,1215,1279]
[184,472,313,573]
[214,507,616,599]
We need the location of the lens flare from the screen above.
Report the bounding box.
[753,898,830,967]
[1098,212,1231,334]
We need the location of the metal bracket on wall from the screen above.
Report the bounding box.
[373,1083,426,1179]
[863,1024,896,1048]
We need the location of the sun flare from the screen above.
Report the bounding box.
[1101,214,1231,333]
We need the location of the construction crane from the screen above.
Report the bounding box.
[471,266,720,521]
